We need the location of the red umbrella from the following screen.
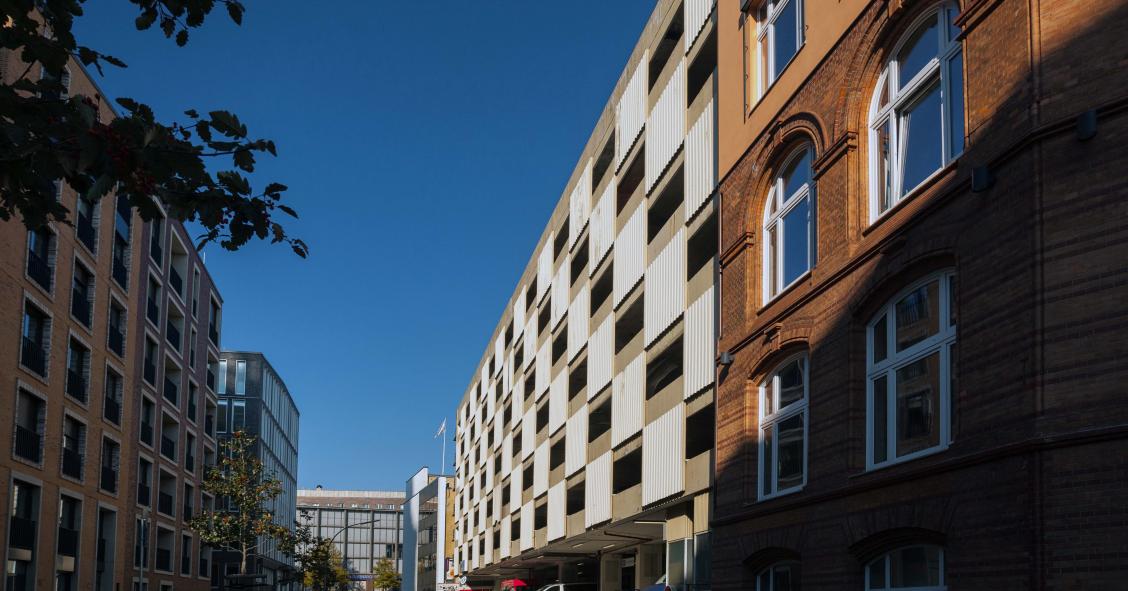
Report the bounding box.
[501,579,529,590]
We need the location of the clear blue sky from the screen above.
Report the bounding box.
[75,1,655,490]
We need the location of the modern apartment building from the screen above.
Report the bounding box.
[297,488,422,590]
[452,1,719,590]
[402,467,454,591]
[213,351,301,588]
[0,52,223,591]
[710,0,1128,589]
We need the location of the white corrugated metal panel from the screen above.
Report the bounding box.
[643,403,686,505]
[486,381,496,421]
[514,286,527,338]
[584,451,612,527]
[537,243,553,302]
[512,376,525,422]
[613,206,646,307]
[612,354,645,446]
[509,467,523,513]
[502,434,513,475]
[481,366,490,396]
[471,539,479,569]
[569,161,592,249]
[485,456,494,489]
[616,53,648,169]
[685,98,716,220]
[520,502,534,551]
[522,408,536,460]
[568,284,590,361]
[551,256,570,328]
[684,284,715,398]
[478,499,488,533]
[587,317,614,398]
[535,342,551,399]
[492,485,502,524]
[473,404,482,440]
[684,0,715,52]
[645,60,686,193]
[523,315,538,370]
[500,514,512,559]
[589,180,616,274]
[504,351,514,398]
[493,416,503,451]
[534,442,549,497]
[547,482,566,541]
[549,371,568,435]
[565,404,588,476]
[644,228,686,345]
[478,436,487,468]
[495,335,505,374]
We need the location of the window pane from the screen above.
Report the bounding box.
[872,314,888,364]
[868,558,886,589]
[895,280,939,351]
[947,51,965,156]
[776,414,804,490]
[782,149,811,200]
[234,360,246,395]
[777,359,805,409]
[890,546,942,587]
[896,20,938,88]
[773,0,799,80]
[781,197,810,286]
[876,118,893,213]
[899,82,944,195]
[896,353,941,457]
[774,562,799,591]
[758,571,771,591]
[767,225,778,295]
[872,376,888,464]
[761,425,774,496]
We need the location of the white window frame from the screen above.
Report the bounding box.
[755,560,801,591]
[868,2,964,222]
[754,0,804,101]
[758,353,808,500]
[865,271,955,470]
[762,145,815,304]
[865,545,946,590]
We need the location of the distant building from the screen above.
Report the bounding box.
[402,468,454,591]
[214,351,300,589]
[298,488,432,590]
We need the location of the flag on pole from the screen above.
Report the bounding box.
[434,418,447,439]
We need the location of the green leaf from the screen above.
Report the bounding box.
[135,11,157,30]
[176,29,189,46]
[227,1,244,25]
[115,97,139,112]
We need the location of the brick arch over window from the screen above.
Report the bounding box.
[742,546,803,581]
[847,250,957,322]
[737,115,829,239]
[848,527,948,565]
[746,332,811,383]
[831,0,964,139]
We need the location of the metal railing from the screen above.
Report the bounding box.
[158,492,174,516]
[8,516,35,550]
[155,547,172,572]
[137,483,151,506]
[112,256,128,289]
[140,421,154,445]
[143,359,156,385]
[166,319,181,351]
[104,396,121,424]
[20,336,46,376]
[71,291,91,326]
[77,214,97,251]
[14,424,41,462]
[108,325,125,356]
[169,266,183,297]
[66,368,87,402]
[147,298,160,325]
[100,466,117,493]
[160,435,177,460]
[163,377,179,405]
[27,249,52,290]
[57,526,79,556]
[62,447,83,479]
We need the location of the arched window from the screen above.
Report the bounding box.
[763,146,815,302]
[865,545,945,590]
[866,271,956,469]
[869,3,964,219]
[758,354,808,499]
[757,560,801,591]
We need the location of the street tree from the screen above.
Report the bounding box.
[0,0,307,256]
[299,537,351,591]
[188,430,295,576]
[373,557,402,590]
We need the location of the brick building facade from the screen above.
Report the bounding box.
[711,0,1128,589]
[1,51,224,591]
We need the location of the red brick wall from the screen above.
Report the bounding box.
[713,0,1128,588]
